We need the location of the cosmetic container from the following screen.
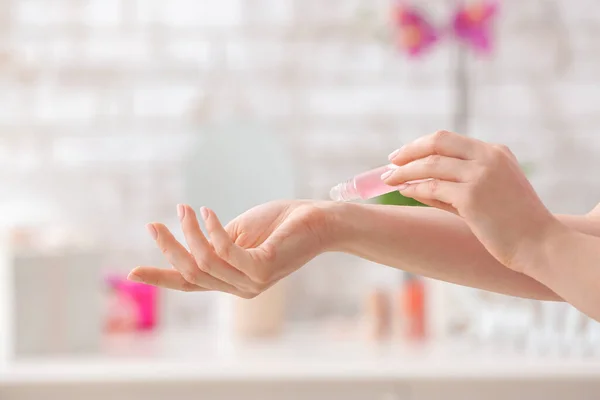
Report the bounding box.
[330,165,430,202]
[329,165,398,202]
[401,273,427,342]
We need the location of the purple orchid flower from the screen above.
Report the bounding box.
[393,2,440,57]
[452,0,499,55]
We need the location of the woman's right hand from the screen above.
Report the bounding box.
[129,200,335,298]
[383,130,564,274]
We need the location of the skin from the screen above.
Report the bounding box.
[130,131,600,320]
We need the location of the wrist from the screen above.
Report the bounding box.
[312,201,358,253]
[515,218,573,280]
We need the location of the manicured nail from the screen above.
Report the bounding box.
[397,183,409,191]
[177,204,185,221]
[388,148,401,160]
[146,223,158,240]
[127,272,143,283]
[381,170,393,180]
[200,207,209,221]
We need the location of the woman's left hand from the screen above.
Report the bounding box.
[128,200,332,298]
[382,130,563,274]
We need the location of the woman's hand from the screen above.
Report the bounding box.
[129,201,332,298]
[382,130,565,273]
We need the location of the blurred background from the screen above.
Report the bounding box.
[3,0,600,399]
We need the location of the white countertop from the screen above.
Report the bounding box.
[3,329,600,384]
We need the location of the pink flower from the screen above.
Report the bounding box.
[393,3,439,57]
[452,0,498,54]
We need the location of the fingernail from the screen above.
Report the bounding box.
[127,272,143,283]
[388,148,401,160]
[200,207,209,221]
[146,223,158,240]
[177,204,185,221]
[381,170,393,180]
[397,183,409,191]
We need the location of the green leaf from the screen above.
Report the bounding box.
[373,191,427,207]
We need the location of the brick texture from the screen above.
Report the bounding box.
[1,0,600,322]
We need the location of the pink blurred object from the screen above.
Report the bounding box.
[105,275,158,332]
[452,0,499,54]
[393,2,439,57]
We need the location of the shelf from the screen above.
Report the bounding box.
[3,330,600,384]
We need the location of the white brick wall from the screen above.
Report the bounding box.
[2,0,600,318]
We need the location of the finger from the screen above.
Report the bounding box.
[410,196,458,215]
[398,179,462,206]
[128,267,206,292]
[201,207,252,271]
[150,222,242,292]
[178,204,251,288]
[129,267,250,297]
[382,155,472,186]
[389,130,481,166]
[149,222,199,281]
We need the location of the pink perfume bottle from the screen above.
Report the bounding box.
[330,165,400,202]
[330,165,431,202]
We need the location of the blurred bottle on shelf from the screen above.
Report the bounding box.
[232,280,286,339]
[365,286,392,341]
[361,261,397,342]
[399,273,427,342]
[1,227,104,360]
[103,274,158,335]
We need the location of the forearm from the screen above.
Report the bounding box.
[326,203,599,301]
[525,226,600,320]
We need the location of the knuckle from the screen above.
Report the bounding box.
[157,241,169,255]
[214,242,232,261]
[433,129,450,141]
[425,154,442,169]
[427,178,440,195]
[181,283,198,293]
[193,251,212,267]
[428,130,452,155]
[489,144,510,161]
[493,143,511,154]
[431,130,450,151]
[182,268,203,284]
[162,250,178,267]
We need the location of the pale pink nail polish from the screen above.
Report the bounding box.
[146,223,158,240]
[397,183,409,191]
[127,273,143,283]
[177,204,185,221]
[200,207,209,220]
[388,148,401,160]
[380,170,393,180]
